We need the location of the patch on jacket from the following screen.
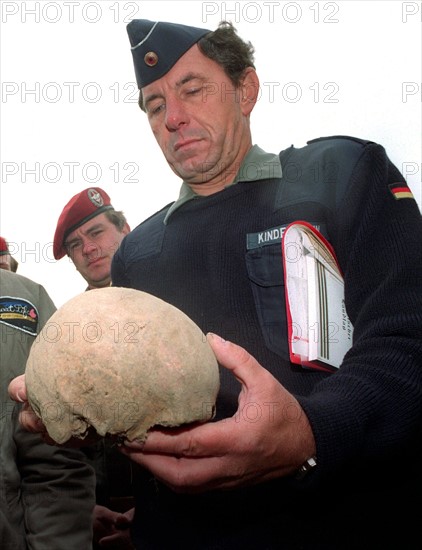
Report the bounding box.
[389,182,414,200]
[0,296,39,336]
[247,222,324,249]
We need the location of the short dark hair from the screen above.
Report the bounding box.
[105,209,128,231]
[138,21,255,111]
[10,256,19,272]
[198,21,255,86]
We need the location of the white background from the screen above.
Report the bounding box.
[1,0,421,307]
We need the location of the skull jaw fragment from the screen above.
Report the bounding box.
[25,287,220,444]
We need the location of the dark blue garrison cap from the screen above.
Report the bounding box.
[127,19,211,88]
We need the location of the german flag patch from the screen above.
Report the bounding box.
[389,182,414,200]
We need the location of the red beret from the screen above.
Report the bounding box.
[53,187,114,260]
[0,237,9,256]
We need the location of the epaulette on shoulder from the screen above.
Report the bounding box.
[132,201,174,232]
[121,202,173,262]
[275,135,373,211]
[307,135,374,147]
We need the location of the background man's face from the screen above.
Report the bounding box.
[0,254,12,271]
[65,213,129,288]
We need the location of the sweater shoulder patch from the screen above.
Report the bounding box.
[0,296,39,336]
[389,182,415,200]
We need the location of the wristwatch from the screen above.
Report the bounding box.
[296,455,317,480]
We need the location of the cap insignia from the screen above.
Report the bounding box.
[144,51,158,67]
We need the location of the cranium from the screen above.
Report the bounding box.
[25,287,220,444]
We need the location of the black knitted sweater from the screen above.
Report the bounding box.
[112,136,422,549]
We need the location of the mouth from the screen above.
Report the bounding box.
[174,138,201,152]
[88,257,104,267]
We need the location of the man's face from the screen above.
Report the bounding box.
[142,45,254,193]
[65,213,129,289]
[0,254,11,271]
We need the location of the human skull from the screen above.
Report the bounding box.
[25,287,220,444]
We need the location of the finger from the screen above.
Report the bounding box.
[122,424,211,454]
[98,533,120,546]
[20,401,100,447]
[99,531,134,548]
[114,514,132,528]
[207,333,269,387]
[19,402,47,434]
[120,449,223,492]
[94,505,121,523]
[122,419,232,456]
[8,374,27,403]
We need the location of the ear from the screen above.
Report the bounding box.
[123,222,131,235]
[240,68,260,115]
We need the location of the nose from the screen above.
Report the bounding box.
[165,97,189,131]
[82,240,100,258]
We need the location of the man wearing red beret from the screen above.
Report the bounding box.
[53,187,130,291]
[1,237,19,272]
[53,187,135,549]
[0,237,12,271]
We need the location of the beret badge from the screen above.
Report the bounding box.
[87,188,105,208]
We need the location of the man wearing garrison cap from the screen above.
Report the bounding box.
[53,187,130,290]
[11,18,422,550]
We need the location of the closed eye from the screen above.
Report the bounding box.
[147,101,166,117]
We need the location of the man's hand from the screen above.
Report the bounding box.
[8,374,99,447]
[8,374,46,433]
[120,333,316,493]
[93,505,135,549]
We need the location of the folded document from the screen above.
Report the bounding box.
[282,221,353,372]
